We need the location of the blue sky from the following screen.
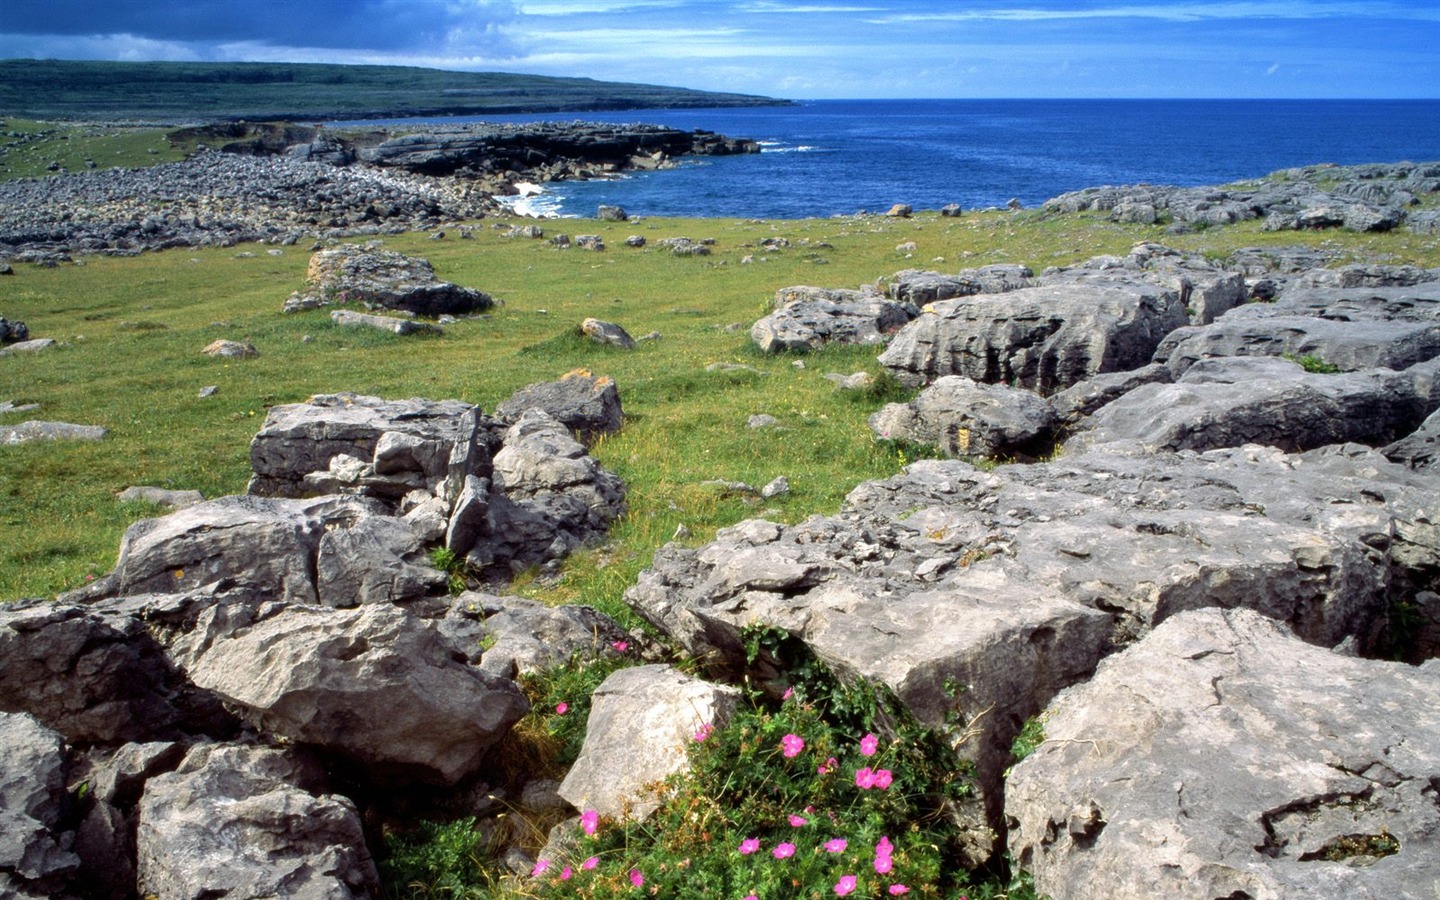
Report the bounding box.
[3,1,1436,99]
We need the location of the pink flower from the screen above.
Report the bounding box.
[874,854,893,875]
[873,768,893,789]
[739,837,761,855]
[745,896,758,900]
[581,856,599,870]
[580,809,599,836]
[888,885,910,895]
[824,838,848,853]
[835,875,858,895]
[531,859,550,877]
[629,868,644,887]
[773,842,796,859]
[876,836,894,856]
[782,686,794,701]
[781,733,804,757]
[612,640,629,652]
[561,866,573,881]
[855,767,875,789]
[694,723,714,742]
[788,814,807,827]
[818,756,838,775]
[555,702,569,715]
[860,733,879,756]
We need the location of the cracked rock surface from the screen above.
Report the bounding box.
[1006,607,1440,900]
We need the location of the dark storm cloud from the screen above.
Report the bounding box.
[4,0,520,52]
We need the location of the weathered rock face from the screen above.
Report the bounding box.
[172,602,528,785]
[0,315,30,343]
[868,375,1058,460]
[1066,356,1440,455]
[878,280,1189,394]
[580,317,636,350]
[0,713,80,898]
[625,444,1440,848]
[492,369,625,445]
[440,592,632,678]
[751,285,918,353]
[135,743,380,900]
[287,244,494,317]
[885,265,1034,306]
[1048,363,1172,430]
[558,665,740,821]
[1006,608,1440,900]
[1041,242,1249,326]
[0,420,107,444]
[1384,405,1440,470]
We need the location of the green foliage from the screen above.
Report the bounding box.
[428,547,471,596]
[518,651,641,773]
[1007,715,1048,774]
[1284,352,1343,374]
[380,818,498,900]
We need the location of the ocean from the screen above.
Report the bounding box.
[340,99,1440,220]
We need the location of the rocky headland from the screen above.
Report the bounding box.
[0,120,759,261]
[3,158,1440,899]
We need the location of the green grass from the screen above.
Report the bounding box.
[5,207,1439,607]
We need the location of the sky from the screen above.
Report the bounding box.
[2,0,1436,100]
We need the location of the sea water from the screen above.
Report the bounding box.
[338,99,1440,220]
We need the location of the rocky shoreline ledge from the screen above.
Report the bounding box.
[0,120,759,260]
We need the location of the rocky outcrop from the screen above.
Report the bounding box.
[1006,608,1440,900]
[0,713,80,899]
[625,443,1440,849]
[440,592,632,678]
[751,285,918,353]
[492,369,624,446]
[885,265,1034,305]
[869,375,1058,460]
[0,315,29,343]
[580,318,636,350]
[878,279,1188,394]
[135,743,380,899]
[287,244,493,317]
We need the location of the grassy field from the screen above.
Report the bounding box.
[4,202,1439,621]
[0,59,787,123]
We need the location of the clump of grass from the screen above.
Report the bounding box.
[1284,352,1343,374]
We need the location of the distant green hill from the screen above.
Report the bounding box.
[0,59,791,122]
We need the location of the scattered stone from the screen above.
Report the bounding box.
[885,204,913,218]
[289,244,493,317]
[1007,608,1440,900]
[0,400,41,414]
[331,308,444,336]
[760,476,790,499]
[440,592,631,677]
[597,205,628,221]
[558,665,740,821]
[117,486,205,509]
[0,338,55,355]
[576,234,604,251]
[896,241,917,253]
[747,414,779,430]
[580,318,636,350]
[201,339,258,359]
[197,385,218,398]
[658,237,710,257]
[624,235,646,248]
[940,203,963,217]
[505,224,544,239]
[823,371,874,391]
[0,316,29,342]
[0,420,106,444]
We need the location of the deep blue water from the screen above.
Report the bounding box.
[338,99,1440,219]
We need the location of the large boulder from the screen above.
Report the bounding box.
[878,280,1188,394]
[625,444,1440,849]
[1155,315,1440,376]
[868,375,1058,460]
[751,286,917,353]
[0,713,80,898]
[135,743,380,899]
[171,602,529,786]
[1066,356,1440,455]
[1040,243,1248,326]
[557,665,740,821]
[1006,608,1440,900]
[288,244,493,317]
[885,265,1033,305]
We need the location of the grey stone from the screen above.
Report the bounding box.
[558,665,740,821]
[135,743,380,900]
[580,317,636,349]
[0,420,106,444]
[869,375,1058,460]
[751,286,917,353]
[597,204,628,221]
[1155,315,1440,376]
[760,476,790,499]
[0,713,80,894]
[0,337,55,355]
[886,265,1034,305]
[330,307,444,335]
[0,316,29,342]
[1048,363,1172,429]
[116,486,205,509]
[493,370,625,444]
[1384,406,1440,470]
[174,603,528,785]
[1006,608,1440,900]
[747,414,779,429]
[441,591,631,677]
[878,278,1188,394]
[314,513,448,608]
[200,339,258,358]
[294,244,493,317]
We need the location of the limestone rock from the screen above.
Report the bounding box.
[885,265,1033,305]
[174,603,528,785]
[869,375,1058,460]
[878,279,1188,394]
[558,665,740,821]
[441,592,631,677]
[116,486,205,509]
[295,244,493,317]
[493,369,625,445]
[751,285,917,353]
[135,743,380,899]
[1006,608,1440,900]
[580,317,636,350]
[1384,406,1440,470]
[0,420,106,444]
[201,339,258,358]
[0,713,80,896]
[597,205,628,221]
[330,308,444,336]
[1048,363,1172,430]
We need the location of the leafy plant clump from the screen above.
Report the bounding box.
[1283,352,1343,374]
